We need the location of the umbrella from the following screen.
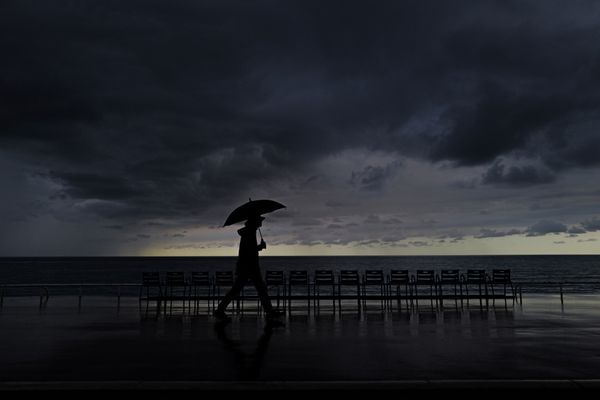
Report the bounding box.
[223,199,286,227]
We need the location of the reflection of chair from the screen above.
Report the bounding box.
[489,269,514,306]
[165,272,188,312]
[288,270,310,313]
[213,271,234,311]
[388,270,411,310]
[363,270,385,311]
[190,271,212,312]
[139,272,162,302]
[412,270,436,307]
[436,269,461,307]
[338,270,361,312]
[314,270,336,312]
[265,270,286,310]
[462,269,487,308]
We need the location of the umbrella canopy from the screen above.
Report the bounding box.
[223,199,286,226]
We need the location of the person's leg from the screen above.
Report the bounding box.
[250,271,274,314]
[217,274,246,312]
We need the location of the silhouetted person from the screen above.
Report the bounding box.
[214,215,283,321]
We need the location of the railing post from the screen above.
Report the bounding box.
[559,283,564,306]
[117,285,121,309]
[78,285,82,308]
[519,286,523,305]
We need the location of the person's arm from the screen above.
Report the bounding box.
[258,239,267,251]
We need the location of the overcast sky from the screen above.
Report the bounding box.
[2,0,600,256]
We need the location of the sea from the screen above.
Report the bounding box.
[1,255,600,295]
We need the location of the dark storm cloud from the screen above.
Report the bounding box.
[481,160,556,186]
[581,217,600,231]
[349,160,402,191]
[567,226,586,234]
[2,0,600,225]
[526,220,567,236]
[475,228,521,238]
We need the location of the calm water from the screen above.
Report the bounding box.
[1,256,600,294]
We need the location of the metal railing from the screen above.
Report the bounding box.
[0,283,140,308]
[2,280,600,310]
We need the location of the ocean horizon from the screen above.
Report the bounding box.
[2,255,600,294]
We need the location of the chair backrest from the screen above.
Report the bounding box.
[364,270,384,285]
[339,270,359,285]
[166,272,185,285]
[389,270,410,285]
[265,270,285,285]
[439,269,460,284]
[314,270,334,285]
[491,269,511,283]
[465,269,486,283]
[415,270,435,284]
[289,270,309,285]
[142,272,161,286]
[215,271,234,286]
[191,271,210,286]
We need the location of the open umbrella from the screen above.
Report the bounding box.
[223,199,286,227]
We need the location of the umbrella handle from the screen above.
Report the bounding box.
[258,227,264,241]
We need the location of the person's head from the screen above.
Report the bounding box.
[245,215,264,229]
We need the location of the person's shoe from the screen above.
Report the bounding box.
[213,309,231,322]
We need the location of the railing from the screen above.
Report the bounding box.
[513,281,600,306]
[2,280,600,310]
[0,283,139,308]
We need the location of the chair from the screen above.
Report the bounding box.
[213,271,234,311]
[362,270,385,311]
[338,270,361,312]
[436,269,461,307]
[139,272,162,302]
[165,272,188,312]
[461,269,488,308]
[265,270,286,310]
[288,270,310,313]
[488,269,514,306]
[388,269,411,310]
[313,270,336,313]
[190,271,212,312]
[411,270,436,307]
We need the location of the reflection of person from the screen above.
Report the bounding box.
[214,215,283,321]
[214,321,274,380]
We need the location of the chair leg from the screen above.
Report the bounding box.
[307,284,311,314]
[357,284,361,313]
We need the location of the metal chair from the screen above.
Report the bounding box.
[190,271,212,312]
[488,269,514,306]
[362,270,385,311]
[288,270,310,314]
[165,272,188,312]
[265,270,286,310]
[411,270,436,307]
[313,270,336,313]
[213,271,234,311]
[388,270,411,310]
[338,270,361,312]
[139,272,162,303]
[461,269,488,308]
[436,269,461,307]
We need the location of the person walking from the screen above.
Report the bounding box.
[214,215,283,322]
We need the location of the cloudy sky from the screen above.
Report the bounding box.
[2,0,600,256]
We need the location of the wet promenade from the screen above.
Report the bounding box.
[1,295,600,389]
